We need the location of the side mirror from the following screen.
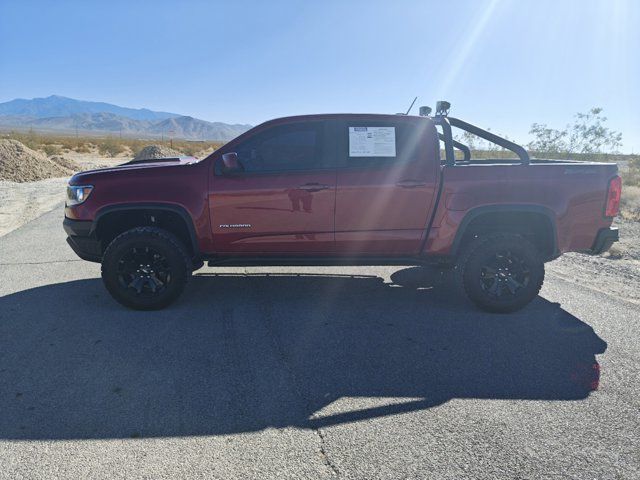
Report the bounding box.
[221,152,243,174]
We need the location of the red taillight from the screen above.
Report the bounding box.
[605,176,622,217]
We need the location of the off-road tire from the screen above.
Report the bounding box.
[457,233,544,313]
[101,227,191,310]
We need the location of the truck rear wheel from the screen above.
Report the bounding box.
[458,233,544,313]
[101,227,191,310]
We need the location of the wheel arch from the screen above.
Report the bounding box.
[92,203,200,258]
[451,204,558,260]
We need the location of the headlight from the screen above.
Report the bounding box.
[66,185,94,206]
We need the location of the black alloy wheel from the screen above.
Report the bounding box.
[101,227,191,310]
[117,246,172,297]
[479,249,531,299]
[459,233,545,313]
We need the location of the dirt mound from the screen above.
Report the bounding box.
[0,139,72,182]
[133,145,183,160]
[49,155,81,172]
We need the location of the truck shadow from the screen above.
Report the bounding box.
[0,267,606,440]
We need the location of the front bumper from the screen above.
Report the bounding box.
[63,217,102,262]
[587,227,619,255]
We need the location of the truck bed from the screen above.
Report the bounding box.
[425,160,618,257]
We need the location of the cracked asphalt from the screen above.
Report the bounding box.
[0,205,639,479]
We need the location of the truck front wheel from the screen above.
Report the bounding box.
[101,227,191,310]
[458,233,544,313]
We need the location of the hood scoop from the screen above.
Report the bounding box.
[120,157,182,166]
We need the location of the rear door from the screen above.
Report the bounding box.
[209,120,336,254]
[334,117,440,255]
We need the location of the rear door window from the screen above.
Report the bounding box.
[338,119,426,168]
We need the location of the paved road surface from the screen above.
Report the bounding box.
[0,205,638,479]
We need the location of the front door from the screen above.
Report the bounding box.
[209,120,336,254]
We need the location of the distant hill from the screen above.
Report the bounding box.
[0,95,179,121]
[0,96,252,141]
[148,116,252,141]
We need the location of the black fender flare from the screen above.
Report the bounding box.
[450,204,558,259]
[92,203,200,255]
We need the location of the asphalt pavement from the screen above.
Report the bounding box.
[0,205,638,479]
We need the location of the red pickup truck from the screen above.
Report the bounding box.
[63,103,621,312]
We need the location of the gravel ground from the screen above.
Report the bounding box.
[0,206,638,479]
[548,219,640,304]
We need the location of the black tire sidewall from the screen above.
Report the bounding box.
[102,228,190,310]
[462,235,544,313]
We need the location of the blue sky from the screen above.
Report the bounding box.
[1,0,639,151]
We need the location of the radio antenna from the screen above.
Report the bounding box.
[404,96,418,115]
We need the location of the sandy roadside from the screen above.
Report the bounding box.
[0,152,124,238]
[0,177,69,237]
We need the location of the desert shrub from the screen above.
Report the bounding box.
[619,156,640,220]
[0,132,224,159]
[624,157,640,187]
[98,137,126,157]
[175,141,221,158]
[42,144,62,156]
[620,185,640,221]
[528,107,622,156]
[179,144,201,157]
[75,143,92,153]
[59,138,88,151]
[20,131,41,150]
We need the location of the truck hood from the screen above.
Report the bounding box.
[69,156,199,184]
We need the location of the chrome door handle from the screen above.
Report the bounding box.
[299,183,330,192]
[396,180,427,188]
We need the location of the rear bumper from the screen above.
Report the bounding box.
[63,217,102,263]
[587,227,619,255]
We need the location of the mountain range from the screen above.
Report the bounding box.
[0,95,251,141]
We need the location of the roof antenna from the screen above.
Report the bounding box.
[404,96,418,115]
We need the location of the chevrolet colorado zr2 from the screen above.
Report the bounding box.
[63,102,621,312]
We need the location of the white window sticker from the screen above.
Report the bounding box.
[348,126,396,157]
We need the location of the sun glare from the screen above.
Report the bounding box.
[434,0,503,99]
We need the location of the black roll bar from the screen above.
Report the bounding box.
[431,114,530,166]
[433,116,456,166]
[447,117,530,164]
[438,133,470,162]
